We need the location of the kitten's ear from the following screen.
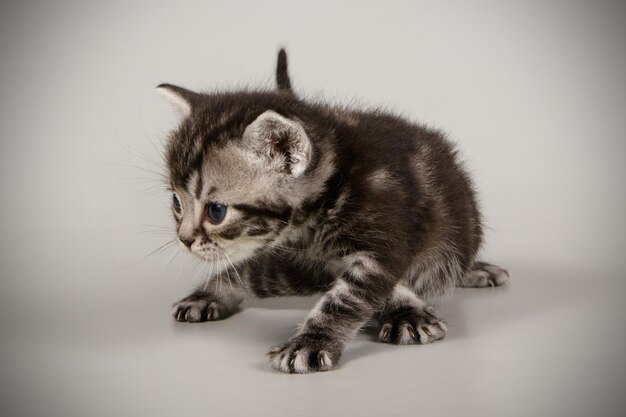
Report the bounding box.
[156,83,200,117]
[243,110,311,177]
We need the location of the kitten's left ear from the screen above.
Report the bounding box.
[156,83,200,117]
[243,110,312,177]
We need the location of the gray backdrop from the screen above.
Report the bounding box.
[1,1,625,416]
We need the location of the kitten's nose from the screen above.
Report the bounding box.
[179,236,194,249]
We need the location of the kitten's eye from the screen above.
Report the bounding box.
[207,203,227,224]
[172,193,182,214]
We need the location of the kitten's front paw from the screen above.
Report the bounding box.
[172,294,227,322]
[267,334,341,373]
[378,307,447,345]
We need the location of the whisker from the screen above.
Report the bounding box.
[143,223,172,228]
[217,260,223,294]
[117,132,165,171]
[109,163,167,181]
[118,239,176,270]
[223,257,233,291]
[199,256,212,286]
[143,239,176,259]
[270,244,307,254]
[203,255,215,291]
[191,258,208,283]
[165,249,179,267]
[138,96,168,160]
[174,252,184,281]
[140,230,176,236]
[223,252,245,288]
[189,255,207,282]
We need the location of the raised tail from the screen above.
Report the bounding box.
[275,48,293,93]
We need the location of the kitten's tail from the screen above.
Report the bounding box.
[276,48,293,93]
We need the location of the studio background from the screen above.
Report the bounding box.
[1,1,625,416]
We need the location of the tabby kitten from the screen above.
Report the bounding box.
[157,49,509,373]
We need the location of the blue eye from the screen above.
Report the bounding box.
[208,203,227,224]
[172,193,181,213]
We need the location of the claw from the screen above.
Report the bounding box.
[379,323,392,341]
[318,351,331,371]
[378,309,447,345]
[407,325,417,340]
[318,352,326,368]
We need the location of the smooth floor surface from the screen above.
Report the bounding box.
[1,248,625,417]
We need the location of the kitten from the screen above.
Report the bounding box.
[157,48,509,373]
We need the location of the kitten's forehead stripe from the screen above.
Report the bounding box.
[194,171,203,199]
[202,186,217,199]
[186,171,198,197]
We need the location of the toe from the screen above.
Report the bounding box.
[315,351,333,372]
[172,299,225,322]
[416,320,447,344]
[486,266,510,286]
[186,306,203,322]
[206,302,220,320]
[268,335,339,373]
[267,344,290,372]
[174,306,188,322]
[378,323,392,343]
[291,350,309,373]
[397,322,418,345]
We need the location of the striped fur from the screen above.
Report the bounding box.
[162,49,509,373]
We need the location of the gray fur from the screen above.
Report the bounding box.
[157,49,510,373]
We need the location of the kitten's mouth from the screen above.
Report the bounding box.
[196,239,265,267]
[194,248,227,261]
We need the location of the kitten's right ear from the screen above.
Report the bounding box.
[243,110,311,177]
[156,83,200,117]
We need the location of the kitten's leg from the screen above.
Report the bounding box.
[267,253,396,373]
[173,253,334,323]
[458,261,510,288]
[172,275,246,323]
[376,284,447,345]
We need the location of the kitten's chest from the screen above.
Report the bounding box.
[321,257,346,276]
[292,241,345,276]
[282,216,347,273]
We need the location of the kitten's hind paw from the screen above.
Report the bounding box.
[267,334,341,373]
[378,306,447,345]
[460,261,510,288]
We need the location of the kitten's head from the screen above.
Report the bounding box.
[156,51,326,267]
